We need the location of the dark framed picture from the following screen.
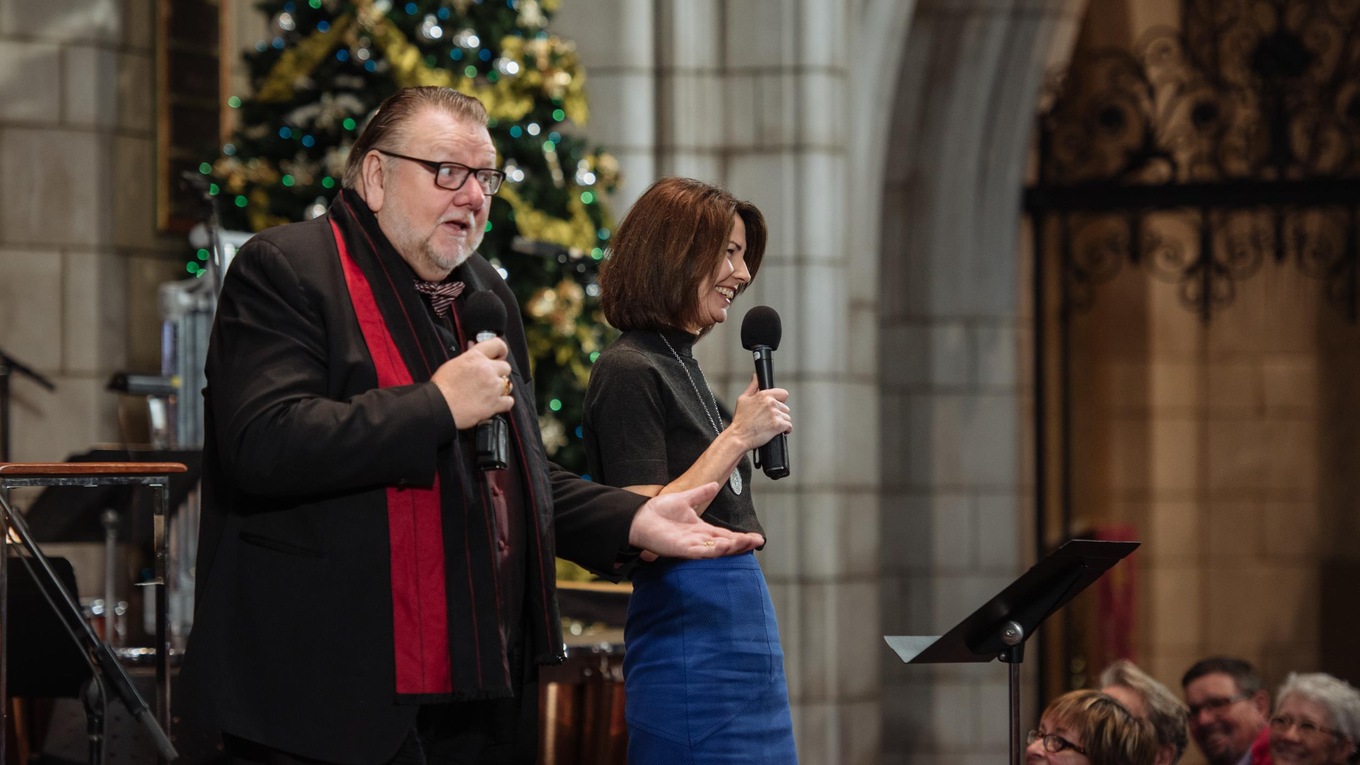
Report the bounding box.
[156,0,226,234]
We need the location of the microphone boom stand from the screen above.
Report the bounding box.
[0,347,57,463]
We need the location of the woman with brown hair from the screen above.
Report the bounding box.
[583,176,797,763]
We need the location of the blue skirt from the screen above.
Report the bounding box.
[624,552,798,764]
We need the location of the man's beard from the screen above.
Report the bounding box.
[420,232,481,274]
[397,221,484,278]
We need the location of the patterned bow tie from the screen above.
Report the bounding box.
[413,279,465,318]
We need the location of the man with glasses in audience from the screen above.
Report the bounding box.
[181,86,763,765]
[1182,657,1274,765]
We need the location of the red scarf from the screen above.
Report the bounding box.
[326,190,556,701]
[333,217,454,697]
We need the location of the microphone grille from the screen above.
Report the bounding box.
[462,290,507,337]
[740,305,781,350]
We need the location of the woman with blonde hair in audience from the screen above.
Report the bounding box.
[1268,672,1360,765]
[1027,689,1158,765]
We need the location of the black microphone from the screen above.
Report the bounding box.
[462,291,509,471]
[740,305,789,479]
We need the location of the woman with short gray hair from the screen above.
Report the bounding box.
[1269,672,1360,765]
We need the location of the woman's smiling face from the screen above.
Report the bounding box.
[1269,695,1353,765]
[692,213,750,332]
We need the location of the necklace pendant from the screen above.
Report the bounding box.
[658,331,740,496]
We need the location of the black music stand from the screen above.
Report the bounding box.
[884,539,1138,765]
[7,556,92,699]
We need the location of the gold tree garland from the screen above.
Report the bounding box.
[496,184,599,255]
[253,0,588,125]
[228,0,607,247]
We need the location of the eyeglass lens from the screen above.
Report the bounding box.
[1188,694,1245,717]
[1027,730,1082,753]
[435,164,503,194]
[1270,716,1332,737]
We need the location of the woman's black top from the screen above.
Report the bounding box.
[583,328,762,538]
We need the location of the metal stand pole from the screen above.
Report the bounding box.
[103,508,120,645]
[82,675,109,765]
[1000,621,1025,765]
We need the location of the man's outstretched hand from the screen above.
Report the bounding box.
[627,483,765,562]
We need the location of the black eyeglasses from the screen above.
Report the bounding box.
[374,149,505,195]
[1270,715,1338,739]
[1027,730,1087,755]
[1188,693,1249,718]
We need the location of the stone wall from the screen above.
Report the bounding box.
[0,0,182,462]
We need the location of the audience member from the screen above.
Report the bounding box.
[1267,672,1360,765]
[1100,659,1190,765]
[1027,689,1157,765]
[1182,657,1273,765]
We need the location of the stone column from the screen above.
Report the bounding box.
[546,0,657,211]
[709,2,881,762]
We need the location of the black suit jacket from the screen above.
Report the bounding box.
[181,214,641,764]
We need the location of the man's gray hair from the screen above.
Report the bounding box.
[1101,659,1190,763]
[341,87,489,189]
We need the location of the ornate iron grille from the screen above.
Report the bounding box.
[1024,0,1360,701]
[1025,0,1360,321]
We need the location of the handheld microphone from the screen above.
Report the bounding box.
[740,305,790,479]
[462,291,510,471]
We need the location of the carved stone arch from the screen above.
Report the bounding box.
[873,0,1092,759]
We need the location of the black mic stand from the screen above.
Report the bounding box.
[884,539,1139,765]
[0,491,179,763]
[180,169,225,296]
[0,347,57,462]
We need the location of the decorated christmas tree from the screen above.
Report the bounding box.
[202,0,617,472]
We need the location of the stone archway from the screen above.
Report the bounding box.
[871,0,1090,760]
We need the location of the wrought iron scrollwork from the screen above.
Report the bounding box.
[1028,0,1360,321]
[1289,207,1359,319]
[1062,210,1270,321]
[1064,215,1128,315]
[1150,211,1267,319]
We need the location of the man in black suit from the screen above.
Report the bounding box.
[181,86,762,765]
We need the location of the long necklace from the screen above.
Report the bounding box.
[659,332,743,495]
